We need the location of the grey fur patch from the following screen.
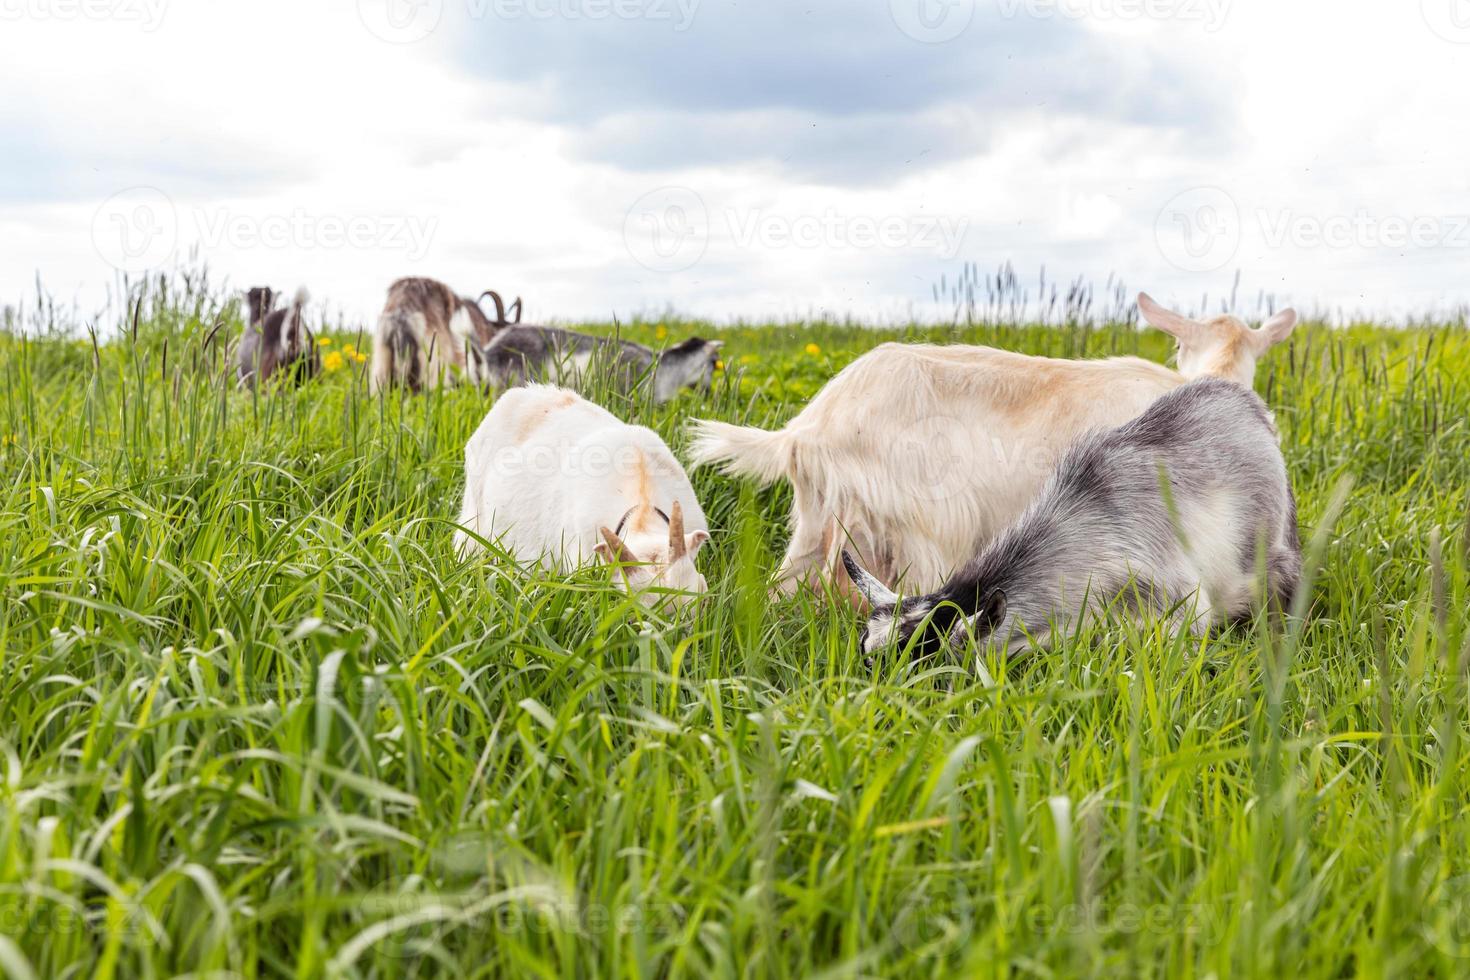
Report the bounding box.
[476,327,723,403]
[859,378,1303,659]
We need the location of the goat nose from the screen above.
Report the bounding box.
[863,656,875,670]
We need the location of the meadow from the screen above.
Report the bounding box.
[1,274,1468,978]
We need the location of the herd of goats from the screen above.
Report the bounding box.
[238,277,1304,659]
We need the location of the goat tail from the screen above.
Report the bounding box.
[686,419,796,486]
[371,310,423,393]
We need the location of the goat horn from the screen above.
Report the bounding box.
[478,290,508,324]
[667,500,686,559]
[508,296,523,323]
[841,549,897,607]
[599,526,632,564]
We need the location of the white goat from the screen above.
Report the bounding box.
[455,385,711,607]
[688,294,1297,598]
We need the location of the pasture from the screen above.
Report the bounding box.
[1,278,1468,978]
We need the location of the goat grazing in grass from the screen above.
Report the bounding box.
[845,378,1302,660]
[238,286,316,386]
[454,385,711,607]
[689,293,1298,597]
[369,277,518,392]
[475,326,724,404]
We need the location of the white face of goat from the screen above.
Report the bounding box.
[1137,292,1298,388]
[593,501,711,609]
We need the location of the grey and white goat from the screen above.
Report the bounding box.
[238,286,317,386]
[844,378,1302,660]
[475,326,723,403]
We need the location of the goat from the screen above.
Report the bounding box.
[474,326,724,404]
[454,384,711,607]
[845,378,1301,660]
[238,286,316,386]
[688,293,1297,597]
[369,277,517,392]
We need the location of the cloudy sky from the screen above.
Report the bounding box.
[4,0,1470,327]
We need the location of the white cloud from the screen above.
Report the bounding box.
[2,0,1470,328]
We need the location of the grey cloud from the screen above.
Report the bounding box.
[451,0,1234,181]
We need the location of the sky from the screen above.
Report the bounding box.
[4,0,1470,328]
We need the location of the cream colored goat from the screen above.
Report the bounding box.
[688,293,1298,597]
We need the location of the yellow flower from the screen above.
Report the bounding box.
[655,325,668,339]
[355,352,368,363]
[323,351,345,372]
[317,336,333,347]
[715,360,725,371]
[342,344,357,356]
[805,343,821,356]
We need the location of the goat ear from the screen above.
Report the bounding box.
[706,340,724,352]
[685,530,710,556]
[958,588,1008,642]
[841,549,896,606]
[1137,292,1197,340]
[1252,308,1298,352]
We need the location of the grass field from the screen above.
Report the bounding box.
[2,277,1469,978]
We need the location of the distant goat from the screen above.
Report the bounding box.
[370,277,519,392]
[454,385,711,607]
[238,286,316,386]
[845,378,1301,659]
[689,293,1298,597]
[476,326,724,404]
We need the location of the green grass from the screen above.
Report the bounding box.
[1,280,1469,978]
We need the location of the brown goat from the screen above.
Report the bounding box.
[238,286,318,387]
[369,277,520,392]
